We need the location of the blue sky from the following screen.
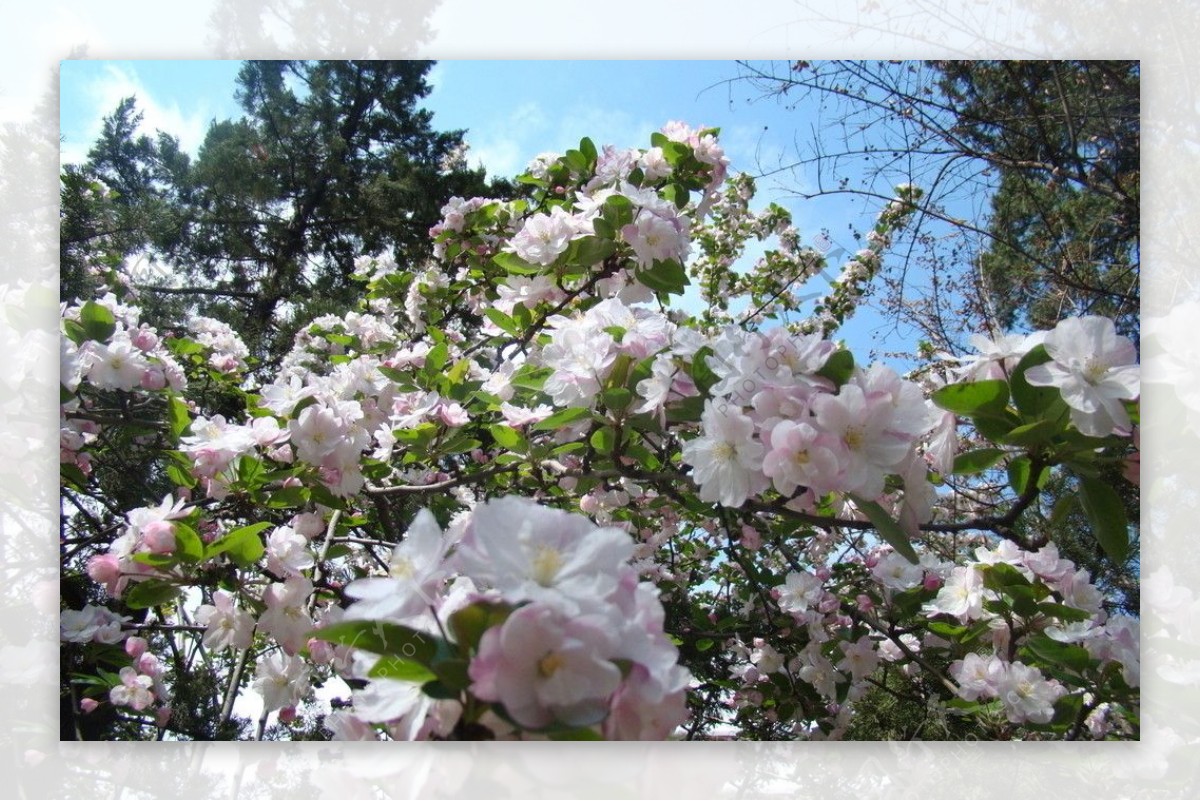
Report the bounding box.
[58,59,933,363]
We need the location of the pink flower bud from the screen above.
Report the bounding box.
[131,328,159,351]
[80,698,99,714]
[282,476,303,489]
[140,368,167,390]
[125,636,148,660]
[141,521,176,554]
[156,706,172,728]
[307,637,334,664]
[922,573,942,592]
[278,706,297,724]
[856,594,875,613]
[137,652,163,678]
[814,566,832,582]
[739,524,762,551]
[86,554,121,593]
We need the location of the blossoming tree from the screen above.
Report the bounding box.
[60,123,1139,741]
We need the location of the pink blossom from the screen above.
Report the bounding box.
[345,508,449,621]
[924,566,986,622]
[469,603,622,730]
[196,590,256,652]
[141,521,176,554]
[110,666,155,711]
[86,553,125,597]
[1024,316,1139,437]
[950,652,1005,701]
[994,661,1065,724]
[603,663,690,740]
[680,401,766,508]
[259,576,314,655]
[453,496,633,612]
[508,206,581,266]
[252,651,311,712]
[761,419,843,498]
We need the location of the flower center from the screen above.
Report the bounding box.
[390,557,415,580]
[538,651,565,678]
[713,441,737,462]
[843,425,865,451]
[531,545,563,586]
[1081,356,1108,384]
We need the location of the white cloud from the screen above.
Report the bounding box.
[62,63,216,165]
[460,100,549,179]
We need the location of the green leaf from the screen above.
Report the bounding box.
[493,251,542,275]
[1008,456,1032,495]
[124,580,181,610]
[972,410,1020,440]
[448,602,513,653]
[592,216,615,240]
[565,235,616,268]
[932,380,1010,416]
[167,396,191,439]
[927,621,968,639]
[999,419,1060,447]
[547,727,604,741]
[173,522,205,563]
[79,301,116,342]
[509,365,552,392]
[602,387,632,411]
[235,455,265,488]
[665,395,705,424]
[635,259,690,295]
[531,405,593,431]
[266,485,310,509]
[61,463,89,490]
[484,308,520,336]
[602,194,635,229]
[446,358,471,386]
[131,552,176,568]
[1010,345,1059,417]
[662,183,689,209]
[431,658,472,692]
[487,424,527,452]
[815,349,855,387]
[1037,602,1095,623]
[982,562,1032,590]
[1023,633,1092,674]
[1079,476,1130,565]
[314,620,439,662]
[689,346,719,394]
[425,342,449,374]
[63,319,87,346]
[420,680,460,700]
[578,136,597,163]
[590,426,617,455]
[852,496,919,564]
[367,656,437,684]
[951,448,1006,476]
[205,522,270,567]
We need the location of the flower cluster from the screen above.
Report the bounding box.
[329,497,690,739]
[683,326,936,510]
[58,122,1139,743]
